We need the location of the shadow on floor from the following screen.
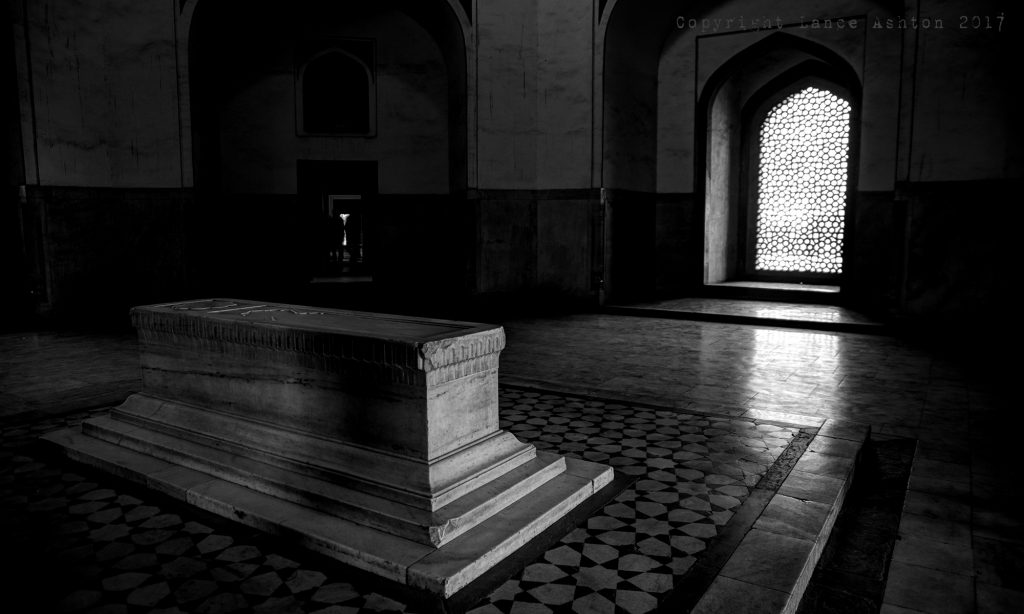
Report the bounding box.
[797,438,917,613]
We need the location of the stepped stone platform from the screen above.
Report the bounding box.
[42,298,613,598]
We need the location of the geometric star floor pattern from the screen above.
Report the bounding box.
[1,387,798,614]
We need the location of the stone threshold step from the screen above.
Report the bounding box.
[702,282,842,305]
[602,305,889,335]
[689,419,869,614]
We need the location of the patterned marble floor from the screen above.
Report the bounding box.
[497,315,1021,613]
[1,387,799,614]
[476,389,798,614]
[2,305,1020,613]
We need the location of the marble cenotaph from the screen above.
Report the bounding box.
[43,299,613,597]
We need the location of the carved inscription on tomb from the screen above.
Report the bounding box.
[238,307,327,320]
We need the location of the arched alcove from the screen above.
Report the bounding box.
[599,0,680,192]
[299,49,374,136]
[698,35,861,288]
[599,0,899,303]
[182,0,471,299]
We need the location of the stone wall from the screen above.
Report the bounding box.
[602,0,1020,319]
[4,0,1020,323]
[192,3,451,197]
[20,186,190,323]
[471,190,598,308]
[477,0,594,190]
[13,0,182,189]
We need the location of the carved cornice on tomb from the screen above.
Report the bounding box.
[131,299,506,385]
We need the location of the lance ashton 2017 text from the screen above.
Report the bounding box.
[676,13,1005,33]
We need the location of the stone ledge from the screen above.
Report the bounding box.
[690,420,870,614]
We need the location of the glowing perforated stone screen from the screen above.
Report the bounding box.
[754,86,850,274]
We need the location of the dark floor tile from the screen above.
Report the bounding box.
[976,582,1024,614]
[719,529,813,594]
[898,514,971,547]
[754,495,830,542]
[798,583,881,614]
[902,491,971,523]
[973,537,1024,591]
[691,576,790,614]
[891,534,972,576]
[882,561,974,614]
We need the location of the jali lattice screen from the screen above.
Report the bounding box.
[755,86,851,274]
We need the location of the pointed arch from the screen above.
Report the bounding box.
[696,32,862,286]
[298,47,375,136]
[176,0,473,191]
[748,84,852,275]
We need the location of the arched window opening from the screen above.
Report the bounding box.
[301,50,373,135]
[753,86,850,275]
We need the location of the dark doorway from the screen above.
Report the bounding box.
[297,160,377,281]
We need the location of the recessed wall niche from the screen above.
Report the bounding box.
[295,39,376,137]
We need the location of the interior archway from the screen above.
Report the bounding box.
[299,49,374,136]
[185,0,470,299]
[599,1,897,304]
[698,35,861,292]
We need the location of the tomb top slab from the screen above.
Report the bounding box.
[133,298,505,371]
